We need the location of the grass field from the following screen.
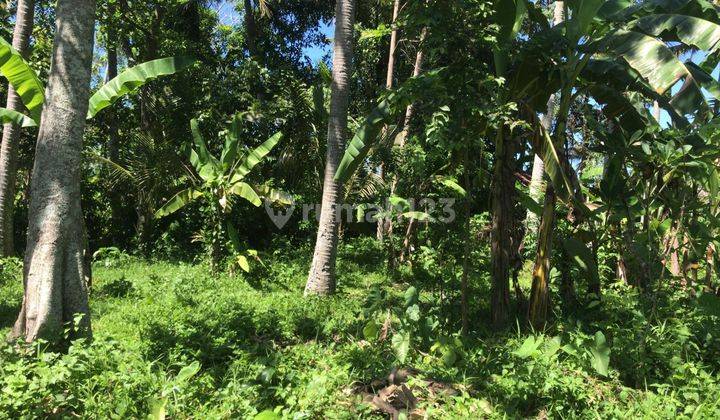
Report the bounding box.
[1,239,719,418]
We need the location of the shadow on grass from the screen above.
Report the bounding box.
[0,302,18,330]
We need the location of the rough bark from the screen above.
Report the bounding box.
[490,129,518,328]
[0,0,35,256]
[305,0,356,296]
[10,0,96,343]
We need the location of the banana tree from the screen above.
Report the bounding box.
[513,0,720,327]
[154,115,290,272]
[0,40,195,126]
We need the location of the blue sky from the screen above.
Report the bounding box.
[215,0,334,64]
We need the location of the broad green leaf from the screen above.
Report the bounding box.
[607,30,690,94]
[253,184,294,206]
[538,121,574,201]
[88,56,195,118]
[237,255,250,272]
[154,188,202,219]
[561,236,600,285]
[566,0,606,42]
[190,119,220,181]
[228,182,261,207]
[221,113,242,169]
[495,0,527,43]
[147,397,167,420]
[175,361,200,383]
[334,98,393,183]
[233,132,283,181]
[392,331,411,363]
[632,14,720,51]
[359,24,392,40]
[517,189,543,216]
[404,286,418,306]
[253,410,281,420]
[438,177,467,197]
[402,211,433,221]
[363,320,380,340]
[513,335,542,359]
[226,221,242,252]
[406,304,421,321]
[686,61,720,99]
[493,0,527,75]
[0,38,44,122]
[0,107,36,127]
[589,331,611,377]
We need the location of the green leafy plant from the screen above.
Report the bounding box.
[154,115,291,271]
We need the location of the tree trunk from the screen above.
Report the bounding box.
[105,34,123,244]
[10,0,96,343]
[706,243,715,292]
[523,0,563,245]
[305,0,356,296]
[395,28,427,147]
[490,129,518,328]
[244,0,259,59]
[389,28,427,264]
[460,144,471,335]
[0,0,35,256]
[377,0,401,242]
[528,186,556,329]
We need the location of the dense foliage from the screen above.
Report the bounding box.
[1,0,720,417]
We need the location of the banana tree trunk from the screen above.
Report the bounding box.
[528,186,556,328]
[305,0,356,296]
[490,129,518,328]
[0,0,35,257]
[11,0,96,343]
[523,0,563,245]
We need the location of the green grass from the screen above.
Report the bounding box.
[1,240,720,418]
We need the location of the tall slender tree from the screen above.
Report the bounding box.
[11,0,96,342]
[0,0,36,256]
[377,0,401,241]
[523,0,564,247]
[305,0,356,296]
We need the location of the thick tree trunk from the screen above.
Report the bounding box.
[305,0,356,296]
[10,0,96,343]
[490,129,518,328]
[0,0,35,256]
[528,187,556,329]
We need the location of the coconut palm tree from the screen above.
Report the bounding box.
[0,0,35,256]
[305,0,357,296]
